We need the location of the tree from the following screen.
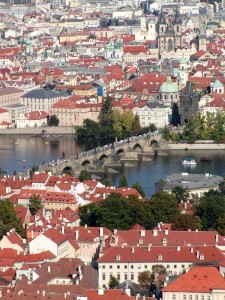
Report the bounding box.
[108,276,119,289]
[119,175,128,187]
[171,214,198,231]
[99,96,114,138]
[102,178,112,187]
[195,190,225,230]
[78,193,154,230]
[48,114,59,126]
[121,111,134,137]
[182,117,198,144]
[172,186,189,203]
[0,199,26,239]
[131,115,142,136]
[0,167,6,177]
[162,127,171,141]
[29,165,39,178]
[76,119,101,140]
[149,123,157,132]
[132,182,145,197]
[150,192,180,224]
[138,271,154,290]
[111,110,123,139]
[29,194,43,216]
[79,170,91,182]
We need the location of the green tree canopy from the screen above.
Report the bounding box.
[150,192,180,224]
[76,119,101,140]
[108,276,119,289]
[79,193,154,230]
[131,115,141,136]
[0,199,26,239]
[48,114,59,126]
[162,127,171,141]
[132,182,145,197]
[29,165,39,178]
[138,271,154,290]
[172,186,189,203]
[29,194,44,216]
[79,170,91,182]
[171,214,198,231]
[119,175,128,187]
[195,190,225,230]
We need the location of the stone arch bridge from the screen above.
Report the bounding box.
[42,133,164,176]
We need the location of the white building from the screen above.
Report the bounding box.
[133,102,170,128]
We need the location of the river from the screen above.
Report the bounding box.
[1,135,225,198]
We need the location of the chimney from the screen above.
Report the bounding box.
[152,229,158,236]
[98,289,104,295]
[196,250,200,258]
[48,266,51,273]
[125,289,131,296]
[99,227,103,237]
[64,292,67,299]
[131,247,135,253]
[42,291,46,297]
[75,230,79,241]
[140,230,145,237]
[85,224,87,229]
[62,226,65,235]
[31,230,34,239]
[165,229,169,236]
[190,247,193,253]
[216,234,219,244]
[177,246,180,251]
[114,228,117,234]
[147,244,151,251]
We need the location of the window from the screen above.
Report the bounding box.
[117,265,120,269]
[167,265,170,268]
[124,265,127,269]
[183,296,186,300]
[195,296,198,300]
[117,274,120,280]
[201,296,204,300]
[174,265,177,269]
[144,265,147,269]
[102,265,105,269]
[173,295,176,300]
[131,265,134,269]
[124,274,128,280]
[189,295,192,300]
[110,265,112,269]
[131,273,134,280]
[182,265,185,269]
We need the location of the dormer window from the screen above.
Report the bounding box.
[158,255,162,261]
[116,255,120,261]
[139,239,143,244]
[200,255,204,260]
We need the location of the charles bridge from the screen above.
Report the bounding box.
[40,132,165,176]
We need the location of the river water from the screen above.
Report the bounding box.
[1,135,225,198]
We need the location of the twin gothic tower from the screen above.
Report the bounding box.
[157,9,182,56]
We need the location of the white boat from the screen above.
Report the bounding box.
[182,157,197,165]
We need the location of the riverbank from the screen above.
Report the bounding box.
[161,143,225,150]
[0,126,75,135]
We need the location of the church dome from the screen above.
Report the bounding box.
[159,79,179,93]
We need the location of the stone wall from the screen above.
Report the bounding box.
[0,126,75,135]
[163,143,225,150]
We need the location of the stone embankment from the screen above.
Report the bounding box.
[161,143,225,150]
[0,126,75,135]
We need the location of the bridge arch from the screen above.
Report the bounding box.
[116,148,125,156]
[151,139,159,147]
[61,166,74,176]
[81,160,92,167]
[133,143,143,151]
[99,154,109,162]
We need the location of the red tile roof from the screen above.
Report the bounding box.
[98,245,225,264]
[162,266,224,293]
[83,289,135,300]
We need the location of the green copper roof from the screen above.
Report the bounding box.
[212,79,224,89]
[159,81,179,93]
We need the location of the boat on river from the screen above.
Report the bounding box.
[182,157,197,165]
[200,157,212,162]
